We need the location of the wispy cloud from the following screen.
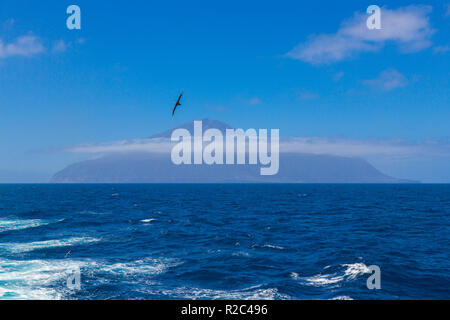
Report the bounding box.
[0,17,85,59]
[363,69,408,91]
[67,138,172,154]
[0,35,45,59]
[205,104,227,112]
[286,5,434,65]
[333,72,345,82]
[433,45,450,54]
[52,40,67,53]
[246,97,262,105]
[298,90,319,100]
[280,138,423,157]
[2,18,15,29]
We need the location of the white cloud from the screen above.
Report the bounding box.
[0,35,44,59]
[67,138,173,154]
[287,33,377,65]
[205,104,227,112]
[65,136,450,160]
[333,72,345,82]
[279,138,421,157]
[286,5,434,65]
[433,45,450,53]
[52,40,67,53]
[363,69,408,91]
[246,97,262,105]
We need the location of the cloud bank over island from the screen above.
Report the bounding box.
[65,132,450,160]
[52,119,450,183]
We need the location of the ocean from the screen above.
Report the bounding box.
[0,184,448,300]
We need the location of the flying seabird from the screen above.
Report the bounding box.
[172,92,183,116]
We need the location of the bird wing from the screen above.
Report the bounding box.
[172,92,183,116]
[176,92,183,105]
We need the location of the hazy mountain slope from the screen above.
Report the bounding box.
[51,119,409,183]
[51,152,403,183]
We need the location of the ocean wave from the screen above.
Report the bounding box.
[331,295,354,300]
[302,273,344,286]
[341,263,371,280]
[0,218,52,233]
[0,256,182,300]
[231,251,250,257]
[0,258,89,300]
[0,237,100,253]
[252,244,285,250]
[157,285,290,300]
[290,272,299,280]
[78,210,111,215]
[294,263,371,287]
[100,257,182,276]
[140,218,157,223]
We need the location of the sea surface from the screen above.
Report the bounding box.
[0,184,448,300]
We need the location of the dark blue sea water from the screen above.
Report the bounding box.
[0,184,448,300]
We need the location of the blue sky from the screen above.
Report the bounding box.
[0,0,449,182]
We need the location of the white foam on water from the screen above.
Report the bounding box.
[0,256,182,300]
[290,272,299,280]
[331,295,354,300]
[341,263,371,280]
[100,257,182,276]
[0,258,89,300]
[231,251,250,257]
[303,273,344,286]
[158,285,290,300]
[252,244,285,250]
[0,237,101,253]
[140,218,156,223]
[0,218,52,233]
[295,262,372,287]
